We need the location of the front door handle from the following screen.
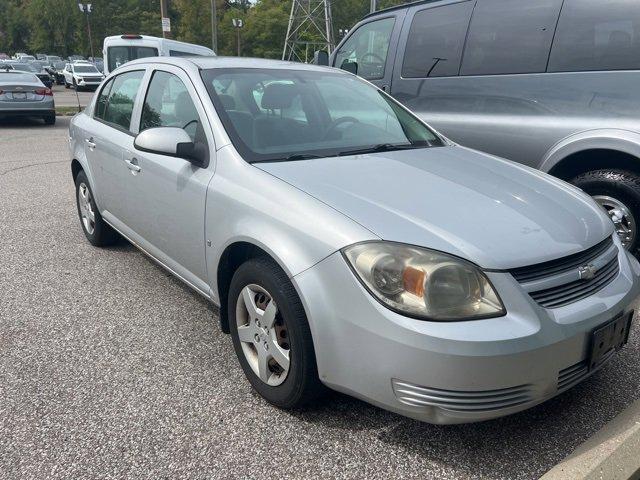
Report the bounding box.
[85,137,96,149]
[124,157,141,174]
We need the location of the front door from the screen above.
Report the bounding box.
[124,66,215,295]
[331,10,406,92]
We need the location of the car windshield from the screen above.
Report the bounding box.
[201,68,443,163]
[74,65,99,73]
[12,63,36,72]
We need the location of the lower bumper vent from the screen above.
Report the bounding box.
[392,379,534,412]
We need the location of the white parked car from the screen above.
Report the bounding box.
[63,62,105,91]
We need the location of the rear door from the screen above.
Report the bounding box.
[86,68,146,227]
[123,65,215,294]
[331,9,406,92]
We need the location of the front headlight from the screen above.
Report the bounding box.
[343,242,505,321]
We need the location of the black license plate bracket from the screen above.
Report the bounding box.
[589,312,633,370]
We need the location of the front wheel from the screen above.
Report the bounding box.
[571,169,640,252]
[228,257,325,408]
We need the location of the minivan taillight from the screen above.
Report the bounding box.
[34,88,53,96]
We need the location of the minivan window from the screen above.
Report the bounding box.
[333,17,395,80]
[101,70,144,131]
[169,50,201,57]
[140,70,202,142]
[548,0,640,72]
[461,0,563,76]
[107,46,158,73]
[402,1,474,78]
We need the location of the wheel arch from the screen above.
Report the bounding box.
[215,240,295,334]
[541,129,640,181]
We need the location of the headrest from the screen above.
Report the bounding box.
[261,83,296,109]
[218,94,236,110]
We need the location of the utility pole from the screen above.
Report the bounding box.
[370,0,376,13]
[160,0,171,39]
[211,0,218,52]
[77,3,95,60]
[232,18,244,56]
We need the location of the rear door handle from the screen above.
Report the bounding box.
[85,137,96,149]
[124,157,141,174]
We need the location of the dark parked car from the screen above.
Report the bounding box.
[8,61,54,88]
[47,61,67,85]
[328,0,640,251]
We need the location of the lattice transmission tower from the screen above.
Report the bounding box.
[283,0,334,63]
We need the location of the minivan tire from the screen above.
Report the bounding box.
[571,169,640,252]
[228,257,325,409]
[74,170,119,247]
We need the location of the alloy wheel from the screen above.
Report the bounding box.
[235,284,290,386]
[78,182,96,235]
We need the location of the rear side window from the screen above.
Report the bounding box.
[94,78,114,119]
[169,50,201,57]
[461,0,563,76]
[333,17,395,80]
[402,1,474,78]
[548,0,640,72]
[100,70,144,131]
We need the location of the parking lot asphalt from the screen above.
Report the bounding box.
[1,116,640,480]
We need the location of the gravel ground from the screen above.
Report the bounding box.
[1,117,639,480]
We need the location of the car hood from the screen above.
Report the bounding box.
[255,146,614,270]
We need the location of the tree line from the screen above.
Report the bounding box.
[0,0,409,59]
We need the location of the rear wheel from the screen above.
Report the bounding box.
[43,114,55,125]
[571,169,640,252]
[228,257,325,408]
[64,80,69,89]
[75,171,119,247]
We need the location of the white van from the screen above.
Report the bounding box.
[102,35,215,75]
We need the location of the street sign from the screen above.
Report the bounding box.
[161,17,171,32]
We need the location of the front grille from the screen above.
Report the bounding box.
[528,256,619,308]
[510,237,613,283]
[510,237,619,309]
[391,379,534,412]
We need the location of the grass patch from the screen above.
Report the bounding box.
[56,106,83,116]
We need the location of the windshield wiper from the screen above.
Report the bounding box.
[253,153,324,163]
[337,142,427,157]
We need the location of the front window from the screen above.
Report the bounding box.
[201,68,443,163]
[107,46,158,73]
[73,65,100,74]
[333,17,395,80]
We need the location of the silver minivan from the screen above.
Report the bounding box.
[329,0,640,251]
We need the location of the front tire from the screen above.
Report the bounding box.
[571,169,640,251]
[228,257,324,408]
[75,171,119,247]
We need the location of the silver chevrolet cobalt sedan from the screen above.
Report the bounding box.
[69,57,640,424]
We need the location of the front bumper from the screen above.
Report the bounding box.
[293,241,640,424]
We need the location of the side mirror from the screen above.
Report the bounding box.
[340,59,358,75]
[313,50,329,66]
[134,127,207,167]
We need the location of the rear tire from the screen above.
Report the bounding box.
[74,170,119,247]
[228,257,325,409]
[64,81,69,89]
[44,114,55,125]
[571,169,640,252]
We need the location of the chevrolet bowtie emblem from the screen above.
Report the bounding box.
[577,264,597,280]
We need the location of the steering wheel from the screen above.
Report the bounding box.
[324,116,360,140]
[360,52,385,65]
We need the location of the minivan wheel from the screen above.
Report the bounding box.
[571,169,640,251]
[228,257,324,408]
[74,171,119,247]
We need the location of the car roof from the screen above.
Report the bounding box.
[363,0,442,19]
[125,55,344,74]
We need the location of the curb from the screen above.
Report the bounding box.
[540,398,640,480]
